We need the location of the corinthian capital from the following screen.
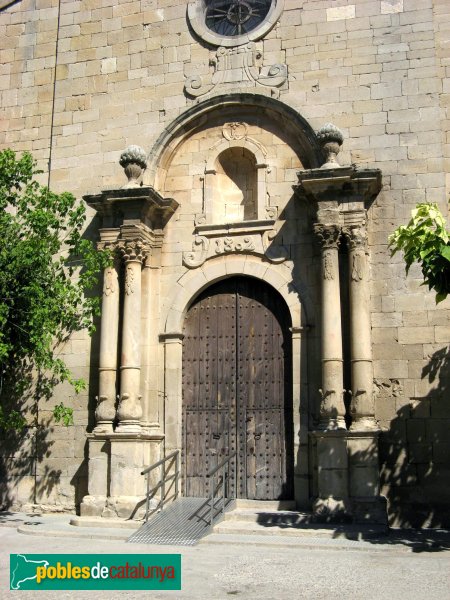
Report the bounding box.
[343,223,368,251]
[118,240,149,263]
[313,223,341,250]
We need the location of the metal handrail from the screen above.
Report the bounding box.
[142,450,179,476]
[206,451,236,528]
[207,452,236,479]
[141,450,180,522]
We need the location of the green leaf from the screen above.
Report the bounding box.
[0,149,111,430]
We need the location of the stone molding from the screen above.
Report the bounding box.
[84,187,179,232]
[201,132,271,225]
[147,94,323,187]
[183,219,288,268]
[0,0,19,10]
[164,257,309,333]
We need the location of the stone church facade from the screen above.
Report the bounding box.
[1,0,449,527]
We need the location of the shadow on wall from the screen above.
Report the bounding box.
[0,365,58,511]
[0,214,104,513]
[378,345,450,529]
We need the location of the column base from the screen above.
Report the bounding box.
[316,417,347,431]
[311,429,387,526]
[115,422,142,434]
[93,422,114,435]
[350,416,379,431]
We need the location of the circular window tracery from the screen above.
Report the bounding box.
[205,0,272,37]
[187,0,284,47]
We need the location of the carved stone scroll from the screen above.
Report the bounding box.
[185,43,288,99]
[183,228,287,268]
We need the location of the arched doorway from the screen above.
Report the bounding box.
[182,276,294,500]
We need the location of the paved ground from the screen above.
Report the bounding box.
[0,512,449,599]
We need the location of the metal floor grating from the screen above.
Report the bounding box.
[127,497,234,546]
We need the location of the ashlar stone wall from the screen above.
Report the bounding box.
[0,0,449,525]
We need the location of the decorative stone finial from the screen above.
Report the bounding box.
[316,123,344,169]
[119,145,147,188]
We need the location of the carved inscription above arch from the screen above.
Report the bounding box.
[182,220,288,268]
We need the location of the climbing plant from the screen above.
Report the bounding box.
[0,149,110,429]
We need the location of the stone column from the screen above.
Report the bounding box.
[344,223,377,430]
[116,241,146,434]
[313,223,346,430]
[95,258,120,434]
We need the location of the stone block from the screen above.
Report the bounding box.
[317,468,349,499]
[316,435,348,469]
[430,397,450,419]
[406,418,426,443]
[426,419,450,443]
[374,360,408,379]
[348,436,379,467]
[398,326,434,345]
[79,494,106,517]
[408,443,432,464]
[375,396,397,423]
[433,442,450,464]
[349,465,380,497]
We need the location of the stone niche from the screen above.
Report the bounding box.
[213,146,257,223]
[160,115,307,269]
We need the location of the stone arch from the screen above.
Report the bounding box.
[163,255,312,335]
[146,93,323,190]
[205,136,267,171]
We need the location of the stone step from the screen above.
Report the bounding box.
[213,519,385,540]
[233,499,296,510]
[223,510,313,524]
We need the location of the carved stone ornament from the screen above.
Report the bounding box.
[374,378,403,399]
[95,394,116,424]
[343,224,368,282]
[223,122,248,141]
[265,206,278,220]
[324,252,334,281]
[215,236,255,254]
[117,392,143,424]
[313,223,341,250]
[118,240,149,263]
[103,266,117,297]
[316,123,344,168]
[351,253,365,282]
[119,145,147,188]
[125,264,135,295]
[262,229,288,263]
[195,213,207,226]
[183,236,210,268]
[183,228,287,268]
[343,223,368,251]
[184,43,288,99]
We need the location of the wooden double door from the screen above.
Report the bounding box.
[182,277,293,500]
